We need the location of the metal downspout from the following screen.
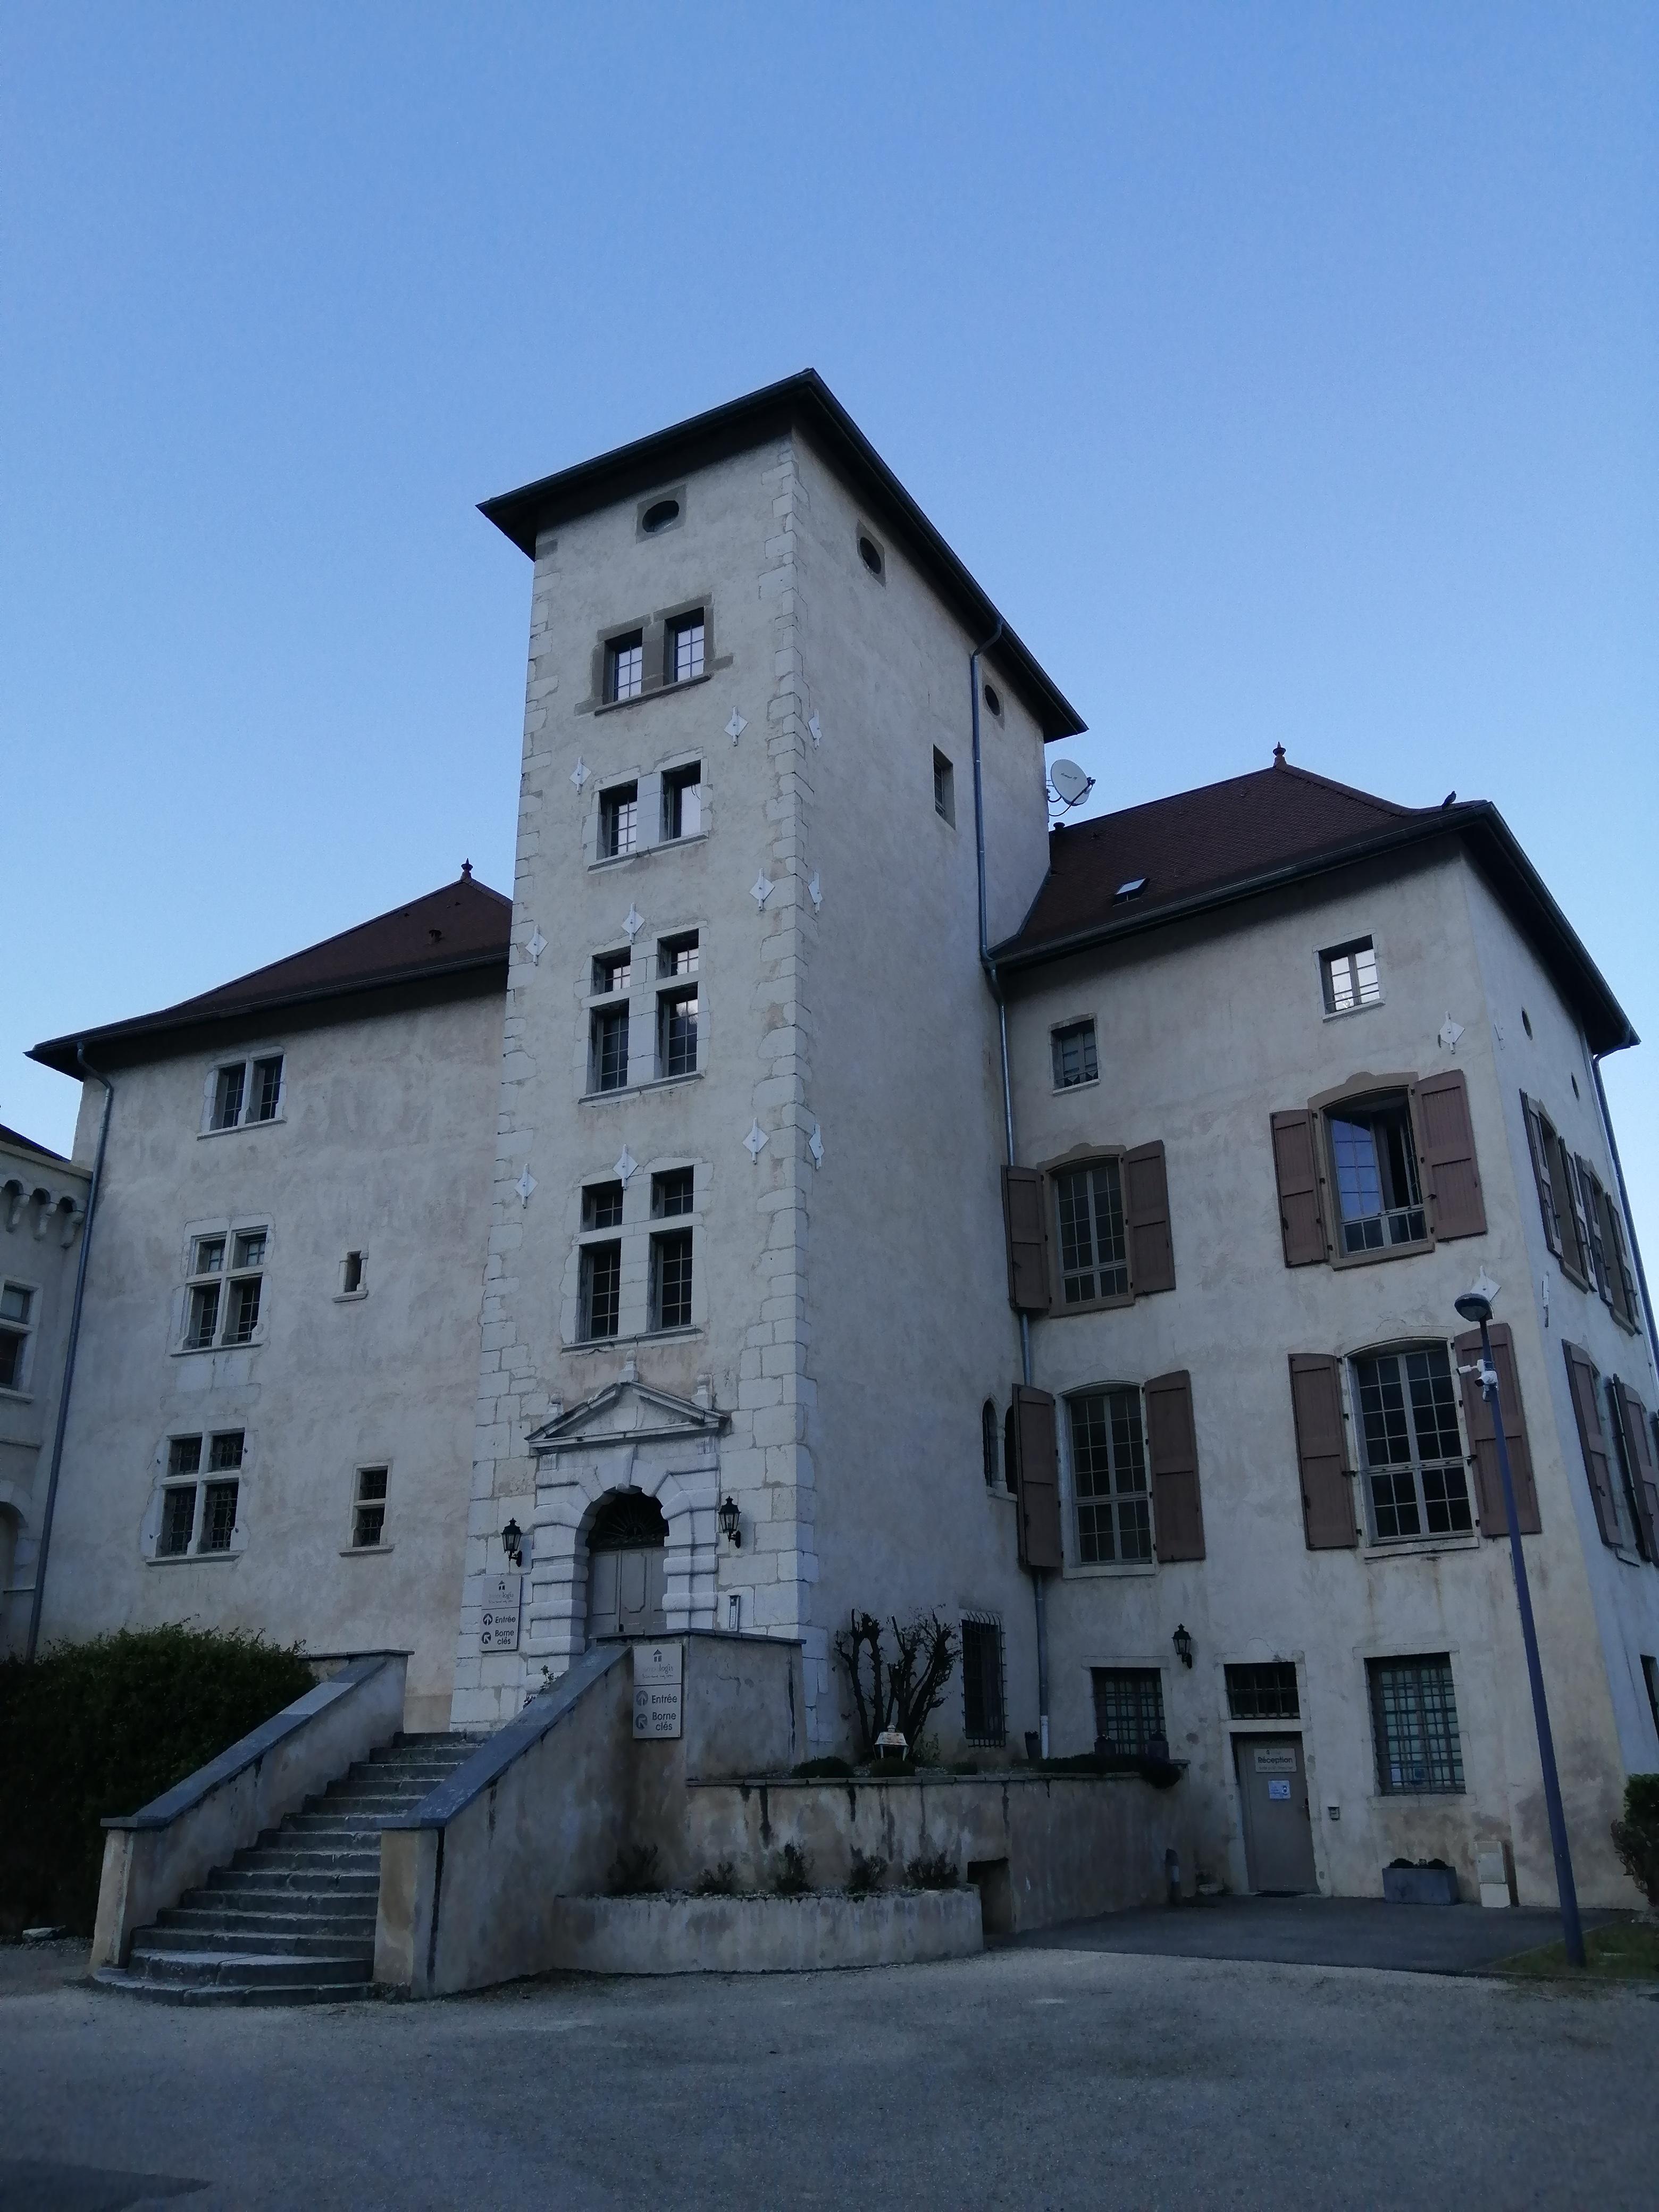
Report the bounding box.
[970,623,1050,1754]
[24,1047,114,1662]
[1592,1054,1659,1372]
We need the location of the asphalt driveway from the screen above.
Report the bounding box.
[1009,1893,1621,1974]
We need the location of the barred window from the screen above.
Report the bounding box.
[1054,1160,1128,1305]
[650,1230,693,1330]
[201,1481,239,1553]
[1369,1655,1464,1793]
[579,1243,621,1341]
[157,1430,244,1558]
[1068,1387,1152,1563]
[159,1486,197,1557]
[1352,1346,1471,1540]
[1051,1019,1098,1090]
[1092,1668,1164,1757]
[1225,1662,1300,1720]
[961,1618,1006,1745]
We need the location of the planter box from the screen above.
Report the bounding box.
[1382,1864,1460,1905]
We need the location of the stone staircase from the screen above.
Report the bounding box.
[95,1732,476,2006]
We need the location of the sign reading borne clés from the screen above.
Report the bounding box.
[633,1640,683,1740]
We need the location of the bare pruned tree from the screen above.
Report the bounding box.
[833,1609,959,1759]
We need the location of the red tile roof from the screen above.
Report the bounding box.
[995,758,1635,1054]
[31,872,510,1076]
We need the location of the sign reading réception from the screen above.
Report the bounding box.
[633,1639,684,1740]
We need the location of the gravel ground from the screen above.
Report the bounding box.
[2,1939,1656,2210]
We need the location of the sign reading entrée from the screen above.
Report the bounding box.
[633,1639,683,1740]
[480,1573,522,1653]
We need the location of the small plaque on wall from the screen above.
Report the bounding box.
[633,1639,683,1739]
[480,1573,522,1653]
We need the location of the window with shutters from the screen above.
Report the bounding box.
[1351,1345,1473,1542]
[1564,1340,1635,1554]
[1327,1095,1426,1254]
[1368,1655,1464,1794]
[1273,1071,1485,1270]
[1037,1142,1176,1313]
[961,1616,1006,1745]
[1091,1668,1166,1757]
[1068,1387,1152,1563]
[1606,1376,1659,1564]
[1226,1663,1300,1720]
[1055,1160,1128,1306]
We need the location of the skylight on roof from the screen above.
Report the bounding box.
[1114,877,1147,902]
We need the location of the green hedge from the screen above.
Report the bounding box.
[0,1627,315,1939]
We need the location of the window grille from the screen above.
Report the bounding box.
[1352,1346,1470,1539]
[1369,1655,1464,1792]
[1225,1662,1300,1720]
[607,634,643,703]
[201,1481,239,1552]
[668,614,705,685]
[182,1231,265,1351]
[1327,1097,1425,1252]
[1054,1161,1127,1304]
[579,1243,621,1340]
[1051,1020,1099,1089]
[1069,1387,1152,1562]
[599,782,639,857]
[353,1466,389,1548]
[650,1230,693,1330]
[961,1617,1006,1745]
[0,1281,34,1391]
[159,1486,197,1557]
[1091,1668,1164,1757]
[591,1006,630,1092]
[1320,937,1381,1013]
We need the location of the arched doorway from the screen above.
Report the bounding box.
[585,1489,668,1641]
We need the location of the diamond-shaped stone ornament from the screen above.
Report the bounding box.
[751,874,774,908]
[808,872,822,911]
[624,906,644,940]
[526,928,547,965]
[744,1121,767,1161]
[808,714,822,747]
[808,1123,824,1169]
[515,1167,537,1206]
[571,758,589,791]
[1439,1017,1464,1051]
[614,1147,637,1186]
[726,710,747,742]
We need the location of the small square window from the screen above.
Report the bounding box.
[661,764,703,841]
[599,783,639,859]
[933,749,955,825]
[658,932,699,977]
[606,633,644,704]
[208,1430,244,1472]
[354,1465,389,1549]
[192,1236,225,1276]
[668,612,705,685]
[233,1230,266,1271]
[651,1168,694,1219]
[1051,1020,1099,1089]
[593,949,632,995]
[583,1181,624,1230]
[1225,1663,1300,1721]
[1321,937,1382,1015]
[167,1436,203,1478]
[159,1486,197,1557]
[649,1229,693,1330]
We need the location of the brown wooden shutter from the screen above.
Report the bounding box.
[1520,1094,1563,1257]
[1577,1156,1614,1306]
[1554,1138,1590,1287]
[1001,1166,1052,1313]
[1145,1370,1205,1561]
[1123,1142,1176,1295]
[1603,1202,1639,1333]
[1287,1354,1356,1548]
[1412,1069,1486,1241]
[1564,1340,1621,1547]
[1011,1385,1063,1570]
[1452,1323,1542,1536]
[1271,1112,1328,1268]
[1612,1381,1659,1562]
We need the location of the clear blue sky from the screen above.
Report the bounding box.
[4,5,1655,1234]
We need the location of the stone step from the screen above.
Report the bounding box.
[125,1945,372,1990]
[288,1812,399,1835]
[139,1922,373,1959]
[95,1966,371,2008]
[235,1842,379,1871]
[160,1902,374,1938]
[213,1860,379,1894]
[323,1779,447,1800]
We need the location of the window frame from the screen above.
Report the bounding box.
[666,610,706,688]
[1091,1667,1167,1757]
[348,1463,391,1552]
[1318,935,1384,1018]
[0,1277,38,1395]
[589,1002,631,1095]
[597,780,640,861]
[337,1249,367,1301]
[153,1428,246,1562]
[177,1224,269,1355]
[1367,1653,1465,1795]
[576,1238,622,1343]
[1050,1019,1100,1093]
[1310,1076,1434,1270]
[648,1226,694,1333]
[1348,1342,1477,1548]
[201,1052,286,1136]
[960,1615,1007,1746]
[605,631,644,705]
[1225,1662,1301,1721]
[1066,1382,1154,1568]
[660,760,703,842]
[932,748,955,825]
[1051,1151,1132,1313]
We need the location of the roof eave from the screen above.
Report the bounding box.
[993,804,1636,1056]
[479,370,1086,742]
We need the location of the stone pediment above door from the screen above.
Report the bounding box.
[524,1368,726,1460]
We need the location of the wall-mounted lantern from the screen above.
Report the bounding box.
[718,1495,742,1549]
[501,1518,523,1568]
[1172,1623,1194,1670]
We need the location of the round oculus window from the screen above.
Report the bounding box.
[642,498,680,533]
[983,682,1002,717]
[857,533,883,576]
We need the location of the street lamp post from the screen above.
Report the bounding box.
[1455,1281,1586,1968]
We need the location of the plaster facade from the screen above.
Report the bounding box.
[37,990,500,1728]
[0,1127,89,1653]
[1004,841,1659,1905]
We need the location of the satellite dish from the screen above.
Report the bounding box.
[1049,758,1093,809]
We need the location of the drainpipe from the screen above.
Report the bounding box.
[1592,1053,1659,1371]
[24,1046,114,1662]
[970,622,1050,1756]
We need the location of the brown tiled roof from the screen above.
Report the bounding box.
[0,1122,70,1166]
[30,872,511,1076]
[995,759,1635,1054]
